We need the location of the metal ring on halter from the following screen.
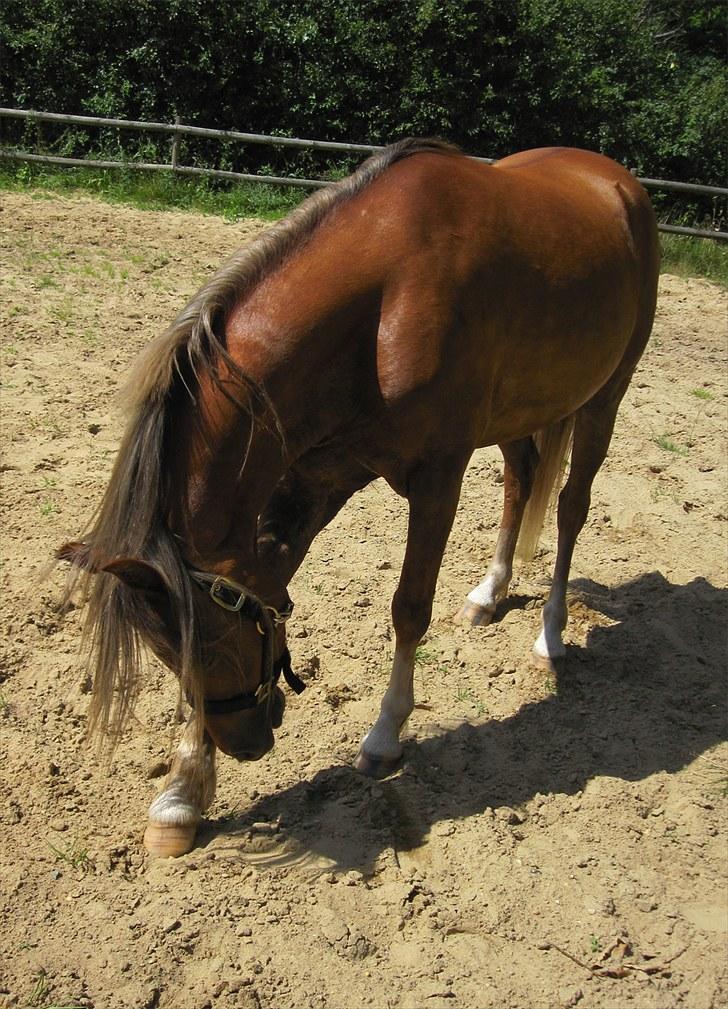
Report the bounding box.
[265,601,295,625]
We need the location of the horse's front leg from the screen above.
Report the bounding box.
[355,456,467,777]
[144,712,217,857]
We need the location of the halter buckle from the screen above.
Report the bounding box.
[209,575,247,612]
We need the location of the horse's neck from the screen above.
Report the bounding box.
[225,240,379,450]
[171,238,374,583]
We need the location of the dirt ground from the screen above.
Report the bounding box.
[0,190,726,1009]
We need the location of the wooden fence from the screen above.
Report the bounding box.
[1,108,725,240]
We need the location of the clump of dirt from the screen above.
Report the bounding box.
[0,191,726,1009]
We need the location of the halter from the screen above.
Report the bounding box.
[188,569,305,715]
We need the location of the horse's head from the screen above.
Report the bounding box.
[57,542,298,760]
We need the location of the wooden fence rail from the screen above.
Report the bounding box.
[1,107,725,240]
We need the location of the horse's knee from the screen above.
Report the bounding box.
[391,589,432,644]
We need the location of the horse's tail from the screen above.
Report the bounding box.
[516,416,575,562]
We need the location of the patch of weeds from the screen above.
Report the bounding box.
[41,475,57,488]
[148,253,171,271]
[27,975,85,1009]
[48,300,75,325]
[4,343,19,356]
[415,645,437,667]
[589,934,602,954]
[39,500,57,517]
[690,387,715,401]
[455,684,486,717]
[653,434,688,456]
[36,275,59,290]
[27,969,50,1007]
[46,835,91,872]
[544,674,557,693]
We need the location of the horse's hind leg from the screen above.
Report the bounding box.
[458,437,538,626]
[533,388,629,670]
[144,712,217,857]
[355,455,468,777]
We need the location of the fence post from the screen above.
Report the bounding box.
[171,115,181,171]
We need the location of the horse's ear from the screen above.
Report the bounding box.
[101,557,170,596]
[56,541,96,570]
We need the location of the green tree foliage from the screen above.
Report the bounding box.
[1,0,725,190]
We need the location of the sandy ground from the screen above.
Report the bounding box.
[0,191,726,1009]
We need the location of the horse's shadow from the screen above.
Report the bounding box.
[202,571,727,873]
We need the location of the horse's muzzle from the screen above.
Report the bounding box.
[207,687,286,760]
[230,742,273,762]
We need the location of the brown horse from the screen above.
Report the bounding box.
[58,138,659,856]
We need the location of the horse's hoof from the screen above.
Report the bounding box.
[530,649,565,676]
[455,601,494,627]
[144,820,198,858]
[353,748,403,779]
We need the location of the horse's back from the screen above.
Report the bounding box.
[345,145,658,322]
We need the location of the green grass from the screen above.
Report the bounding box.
[0,160,303,222]
[653,433,688,456]
[24,968,85,1009]
[690,387,715,401]
[455,684,486,717]
[660,233,728,287]
[414,644,437,667]
[46,835,91,871]
[27,970,50,1008]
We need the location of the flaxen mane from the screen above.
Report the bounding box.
[64,138,462,750]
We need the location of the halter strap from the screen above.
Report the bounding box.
[188,570,295,625]
[186,569,304,714]
[202,647,304,714]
